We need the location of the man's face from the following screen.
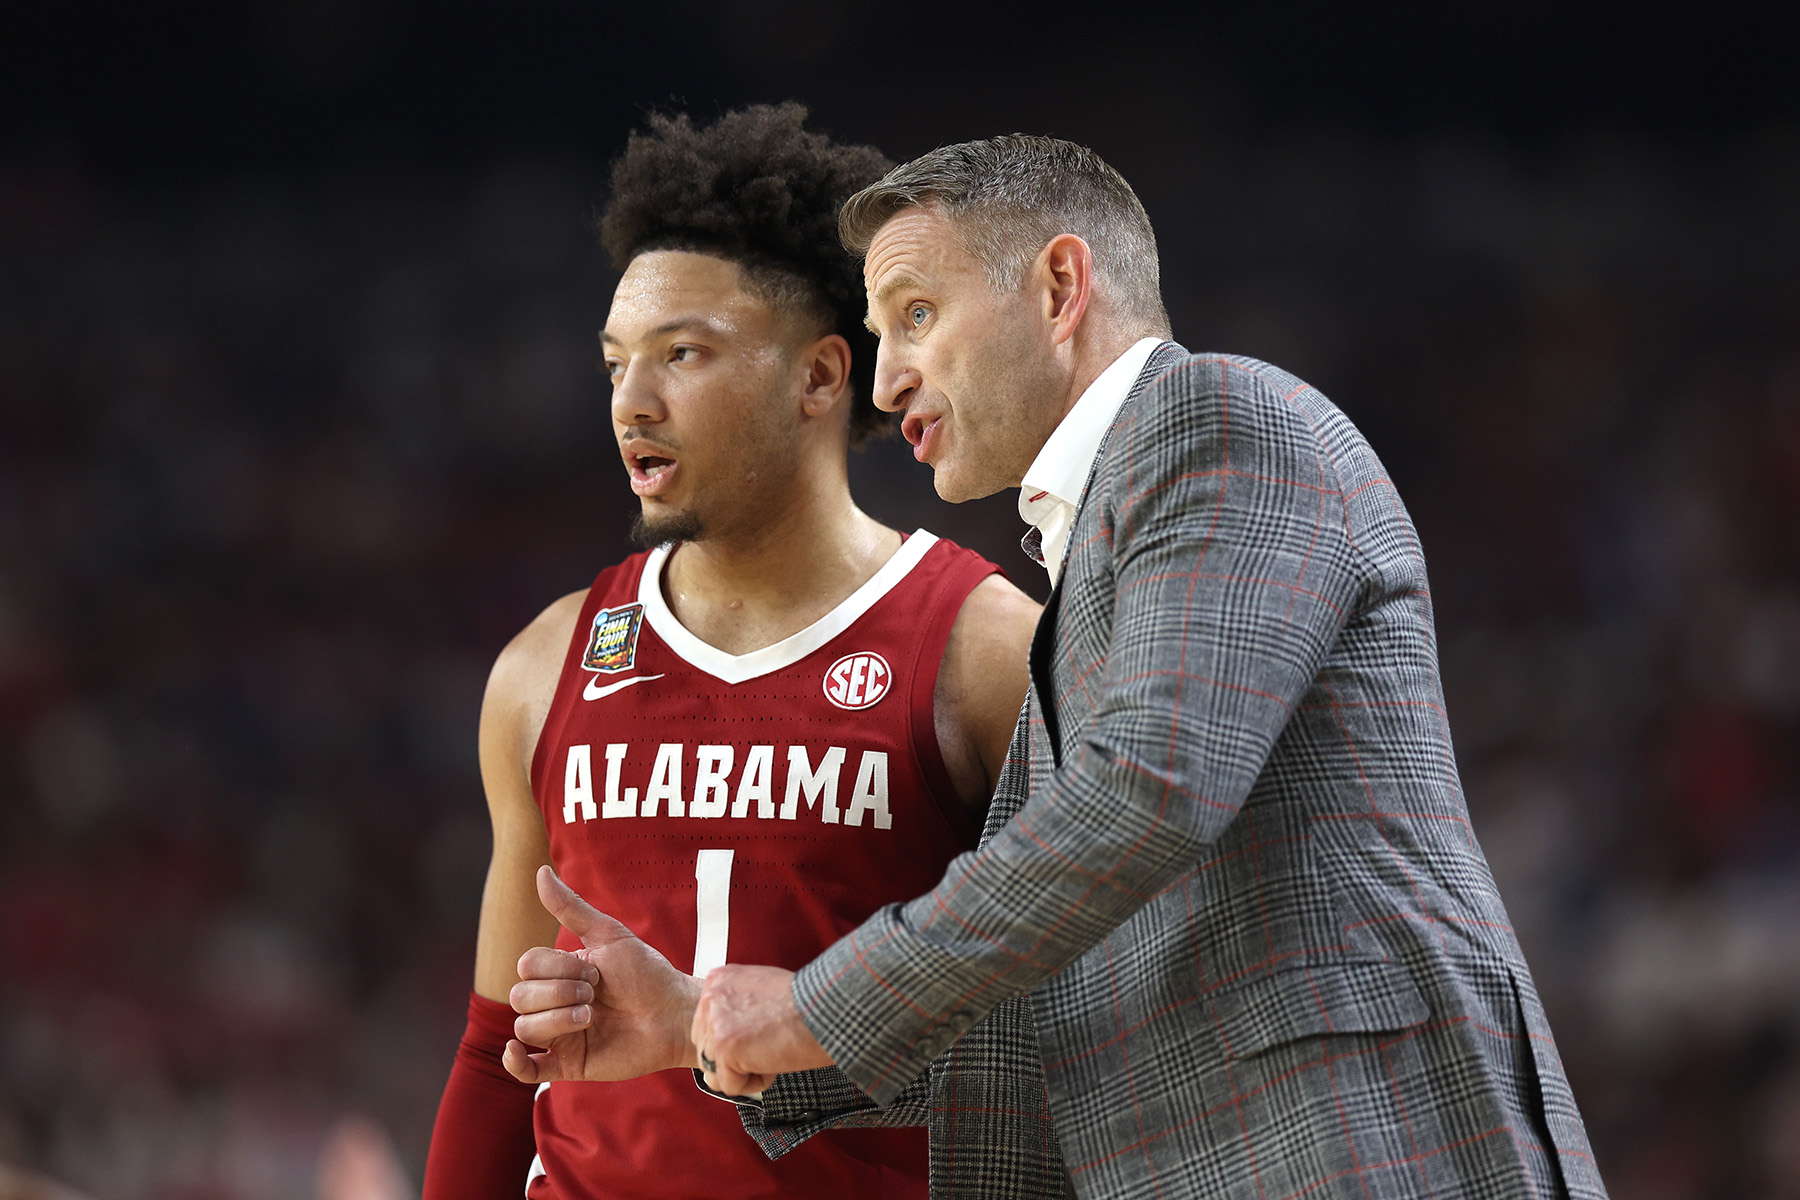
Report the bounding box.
[862,207,1062,502]
[604,250,806,545]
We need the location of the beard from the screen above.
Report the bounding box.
[619,379,801,550]
[629,507,705,549]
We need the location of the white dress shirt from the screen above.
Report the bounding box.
[1017,337,1164,585]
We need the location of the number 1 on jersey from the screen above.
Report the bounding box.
[693,848,734,977]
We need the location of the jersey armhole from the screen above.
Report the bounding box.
[526,557,649,806]
[907,547,1003,844]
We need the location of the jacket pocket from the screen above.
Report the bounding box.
[1206,959,1430,1060]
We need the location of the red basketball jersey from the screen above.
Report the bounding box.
[524,531,997,1200]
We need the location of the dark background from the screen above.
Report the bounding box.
[5,3,1800,1198]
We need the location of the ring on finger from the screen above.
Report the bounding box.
[698,1051,718,1074]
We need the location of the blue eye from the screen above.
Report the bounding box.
[910,305,929,327]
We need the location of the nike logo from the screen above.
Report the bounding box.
[583,673,665,701]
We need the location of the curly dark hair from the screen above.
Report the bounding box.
[599,103,893,445]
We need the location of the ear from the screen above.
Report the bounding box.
[799,333,853,419]
[1035,233,1094,347]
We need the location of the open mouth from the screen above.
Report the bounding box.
[632,453,674,480]
[625,448,679,495]
[903,413,943,461]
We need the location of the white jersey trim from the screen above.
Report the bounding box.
[638,529,939,685]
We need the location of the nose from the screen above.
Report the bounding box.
[872,341,920,414]
[610,359,666,427]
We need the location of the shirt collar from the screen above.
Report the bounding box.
[1018,336,1164,522]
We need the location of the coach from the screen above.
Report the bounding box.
[687,135,1609,1200]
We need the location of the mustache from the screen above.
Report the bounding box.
[618,427,680,455]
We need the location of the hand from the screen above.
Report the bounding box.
[690,964,834,1096]
[502,866,701,1085]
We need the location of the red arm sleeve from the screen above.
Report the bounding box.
[422,992,538,1200]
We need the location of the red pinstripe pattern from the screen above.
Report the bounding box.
[1058,644,1105,713]
[1343,912,1515,936]
[1276,1130,1529,1200]
[1315,676,1449,953]
[1246,810,1281,974]
[927,1107,1068,1186]
[1311,811,1474,829]
[1122,569,1347,612]
[783,349,1601,1199]
[1377,1038,1440,1199]
[1103,939,1169,1199]
[1296,698,1451,716]
[1103,667,1294,706]
[1060,1019,1544,1178]
[1500,1126,1548,1200]
[1319,1038,1379,1200]
[1039,939,1385,1077]
[1128,464,1347,503]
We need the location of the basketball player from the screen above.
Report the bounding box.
[420,105,1040,1200]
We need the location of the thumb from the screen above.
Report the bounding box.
[537,865,634,951]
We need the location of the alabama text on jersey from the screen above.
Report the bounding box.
[525,530,999,1200]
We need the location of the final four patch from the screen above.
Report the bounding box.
[583,604,645,673]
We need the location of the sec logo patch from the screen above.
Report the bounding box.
[824,651,891,710]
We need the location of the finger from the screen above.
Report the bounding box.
[516,946,599,987]
[514,1004,592,1048]
[705,1060,772,1098]
[701,1078,770,1101]
[537,866,635,950]
[509,977,594,1016]
[502,1039,549,1085]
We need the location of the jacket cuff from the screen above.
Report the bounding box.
[690,1069,764,1107]
[791,903,981,1106]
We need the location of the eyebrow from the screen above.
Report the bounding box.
[599,316,728,345]
[863,272,927,334]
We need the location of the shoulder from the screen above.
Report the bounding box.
[491,589,587,689]
[935,574,1040,798]
[926,551,1039,696]
[481,587,589,771]
[486,554,647,711]
[1102,352,1350,484]
[1137,352,1325,422]
[902,532,1023,627]
[947,573,1041,649]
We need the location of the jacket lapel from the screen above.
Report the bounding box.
[1026,341,1187,768]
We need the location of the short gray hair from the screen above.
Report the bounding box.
[839,134,1171,335]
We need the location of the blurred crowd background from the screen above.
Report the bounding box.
[4,4,1799,1198]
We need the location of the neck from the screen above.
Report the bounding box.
[1054,325,1154,427]
[659,451,899,655]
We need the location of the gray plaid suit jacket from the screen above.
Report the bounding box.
[734,346,1607,1199]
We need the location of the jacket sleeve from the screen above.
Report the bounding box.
[792,358,1366,1103]
[698,1066,931,1159]
[712,996,1073,1198]
[713,708,1038,1156]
